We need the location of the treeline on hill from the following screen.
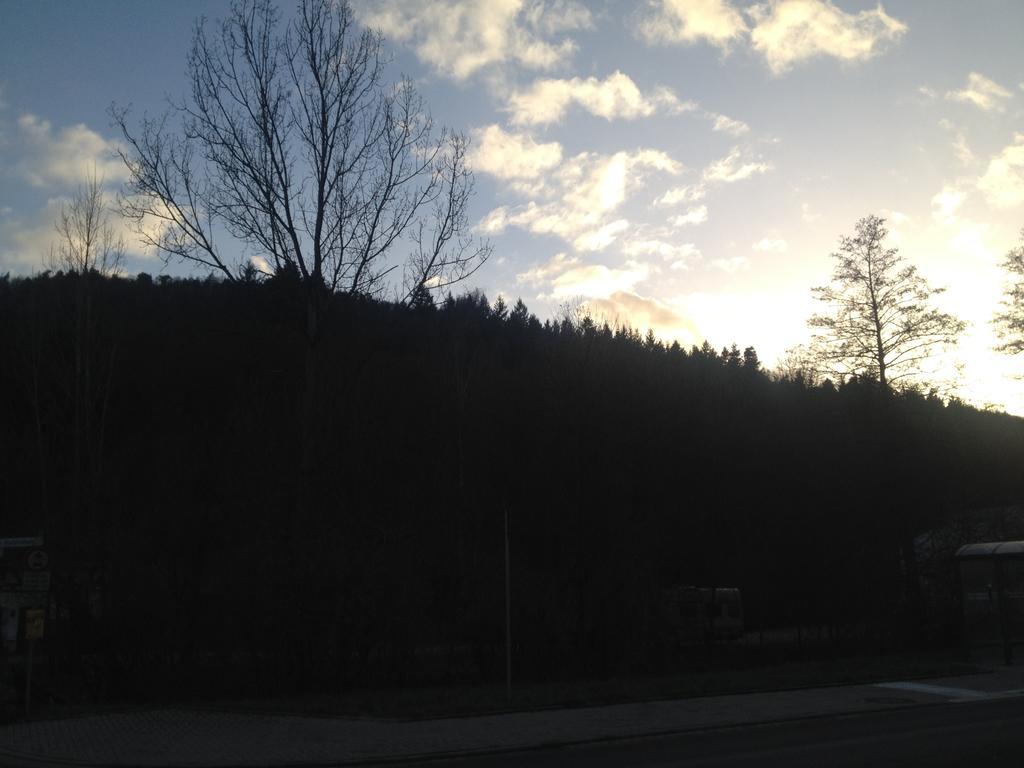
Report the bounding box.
[2,270,1024,700]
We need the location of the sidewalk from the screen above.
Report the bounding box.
[2,668,1023,768]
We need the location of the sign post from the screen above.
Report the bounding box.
[0,536,47,720]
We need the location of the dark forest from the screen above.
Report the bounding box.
[3,269,1023,701]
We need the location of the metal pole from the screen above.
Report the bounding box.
[504,502,512,705]
[995,560,1013,666]
[25,637,34,721]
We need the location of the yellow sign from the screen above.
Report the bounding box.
[24,608,44,641]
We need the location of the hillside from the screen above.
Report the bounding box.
[2,271,1023,696]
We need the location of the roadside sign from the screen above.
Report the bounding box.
[24,549,48,571]
[0,593,48,608]
[1,607,17,652]
[0,537,43,549]
[0,538,51,639]
[24,608,44,640]
[0,566,19,588]
[20,572,50,593]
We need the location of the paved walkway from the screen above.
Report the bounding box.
[2,669,1024,767]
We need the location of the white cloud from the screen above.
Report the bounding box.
[548,260,652,298]
[564,153,636,213]
[952,134,974,166]
[478,206,511,234]
[573,219,630,251]
[946,72,1013,112]
[938,119,976,166]
[710,113,750,136]
[747,0,907,75]
[668,205,709,227]
[0,204,62,271]
[515,251,580,286]
[875,209,909,244]
[521,0,593,35]
[800,202,821,223]
[622,238,701,263]
[629,149,685,175]
[469,124,562,180]
[703,147,772,183]
[931,184,965,223]
[880,209,909,225]
[250,255,272,275]
[488,148,682,251]
[752,237,788,253]
[585,290,699,344]
[978,134,1024,209]
[709,256,750,272]
[353,0,591,80]
[16,113,126,188]
[638,0,748,49]
[507,71,696,126]
[655,183,706,207]
[949,220,994,264]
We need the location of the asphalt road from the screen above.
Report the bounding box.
[405,696,1024,768]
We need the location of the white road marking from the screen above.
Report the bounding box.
[874,682,991,699]
[873,681,1024,701]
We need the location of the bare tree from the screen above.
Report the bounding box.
[808,215,965,392]
[111,0,489,323]
[772,344,823,386]
[39,170,123,577]
[994,229,1024,356]
[110,0,490,493]
[49,169,125,275]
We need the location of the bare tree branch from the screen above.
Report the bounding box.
[109,0,488,301]
[806,215,965,392]
[994,229,1024,356]
[49,168,125,276]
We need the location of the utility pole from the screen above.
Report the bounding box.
[504,502,512,705]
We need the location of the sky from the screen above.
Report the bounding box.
[1,0,1024,413]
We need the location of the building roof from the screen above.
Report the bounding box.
[956,541,1024,559]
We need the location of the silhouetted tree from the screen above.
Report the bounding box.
[110,0,489,501]
[742,345,760,372]
[509,298,530,328]
[112,0,488,303]
[43,172,123,565]
[995,229,1024,355]
[492,295,508,322]
[696,340,717,360]
[408,282,435,310]
[723,343,741,368]
[49,169,124,276]
[808,215,965,391]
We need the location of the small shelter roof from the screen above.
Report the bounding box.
[956,541,1024,559]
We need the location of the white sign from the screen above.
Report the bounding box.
[0,592,46,608]
[20,572,50,593]
[0,537,43,548]
[25,550,48,571]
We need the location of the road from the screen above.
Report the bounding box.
[405,696,1024,768]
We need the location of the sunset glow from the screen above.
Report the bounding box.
[1,1,1023,412]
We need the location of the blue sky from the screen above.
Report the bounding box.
[2,0,1024,412]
